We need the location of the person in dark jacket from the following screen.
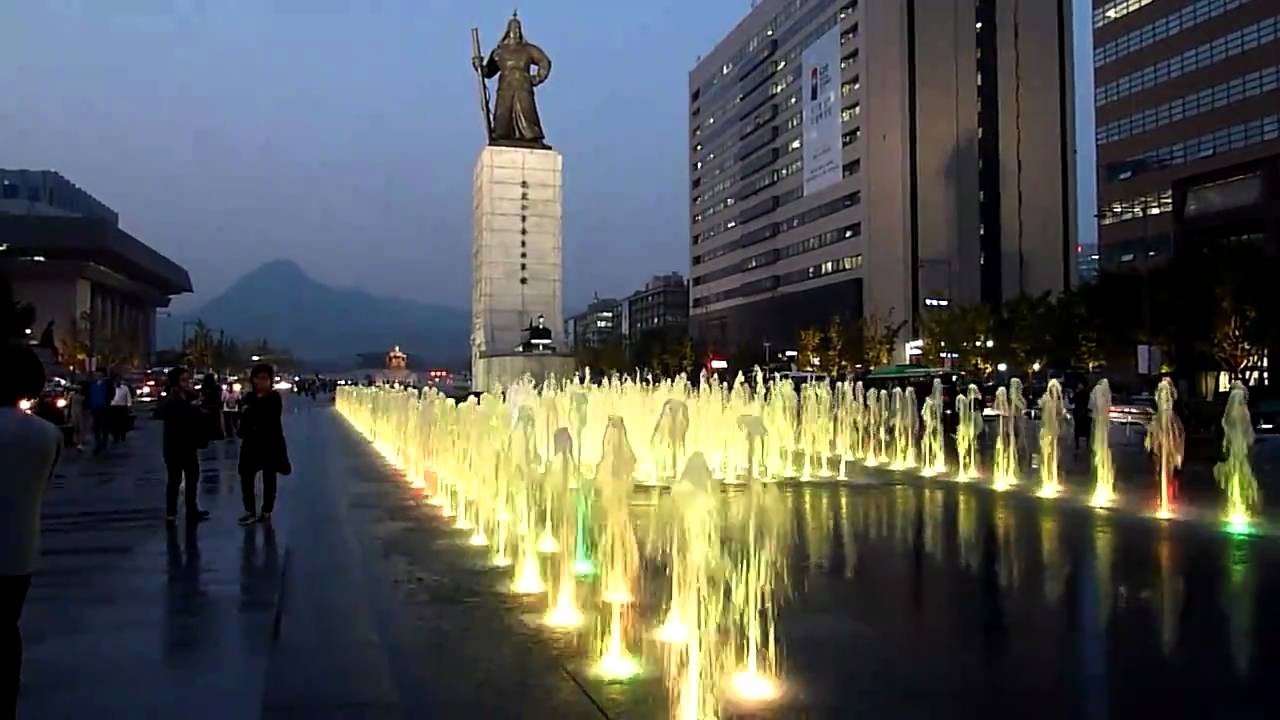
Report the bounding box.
[86,370,112,454]
[238,364,289,526]
[200,373,224,442]
[159,368,210,524]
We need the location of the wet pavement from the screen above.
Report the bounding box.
[20,401,1280,718]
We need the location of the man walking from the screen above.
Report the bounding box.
[158,368,210,524]
[1,344,62,716]
[86,370,111,454]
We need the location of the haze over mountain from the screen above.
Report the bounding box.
[158,260,468,368]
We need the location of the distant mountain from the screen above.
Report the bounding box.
[158,260,468,368]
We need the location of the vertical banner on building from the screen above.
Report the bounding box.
[802,26,842,196]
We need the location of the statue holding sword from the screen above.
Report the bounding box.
[471,12,553,149]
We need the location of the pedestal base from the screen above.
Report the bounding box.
[474,352,575,393]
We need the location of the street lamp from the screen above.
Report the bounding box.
[250,355,262,362]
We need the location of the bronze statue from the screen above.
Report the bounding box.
[471,13,552,149]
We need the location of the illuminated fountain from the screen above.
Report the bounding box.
[954,384,980,481]
[1037,379,1065,498]
[652,398,690,485]
[891,387,918,470]
[1089,379,1116,508]
[1215,382,1261,534]
[726,462,791,706]
[919,379,946,477]
[657,453,725,719]
[544,427,583,628]
[596,416,641,680]
[993,387,1019,490]
[1146,377,1184,519]
[340,363,1265,720]
[850,381,867,463]
[862,388,881,467]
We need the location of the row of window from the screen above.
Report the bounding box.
[1098,64,1280,144]
[693,255,863,308]
[1095,0,1249,67]
[0,183,40,201]
[1098,189,1173,225]
[693,192,861,265]
[1121,113,1279,173]
[1094,0,1156,29]
[738,157,804,204]
[1097,15,1279,106]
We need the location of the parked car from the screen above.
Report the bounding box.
[1109,394,1155,427]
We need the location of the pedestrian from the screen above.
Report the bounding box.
[238,363,290,526]
[1073,383,1090,452]
[200,373,224,442]
[109,374,133,444]
[221,380,242,440]
[1,344,62,716]
[158,368,211,525]
[87,369,111,454]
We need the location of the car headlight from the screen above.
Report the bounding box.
[19,399,33,412]
[56,398,68,409]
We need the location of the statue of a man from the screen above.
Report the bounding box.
[474,14,552,149]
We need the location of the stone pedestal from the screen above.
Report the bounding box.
[473,352,575,393]
[471,146,567,391]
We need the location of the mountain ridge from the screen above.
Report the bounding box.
[158,259,469,368]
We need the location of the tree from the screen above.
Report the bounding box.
[1213,296,1262,381]
[998,293,1055,370]
[183,320,215,371]
[823,316,851,376]
[797,327,823,371]
[665,335,695,377]
[60,311,95,372]
[919,304,994,373]
[857,311,906,368]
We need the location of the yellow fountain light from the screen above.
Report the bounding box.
[602,589,634,605]
[1226,511,1252,536]
[491,555,513,568]
[467,530,488,546]
[653,620,689,644]
[1155,506,1175,521]
[595,651,642,682]
[512,557,545,594]
[1089,488,1115,509]
[1036,485,1061,499]
[728,670,782,703]
[544,604,584,629]
[536,530,560,555]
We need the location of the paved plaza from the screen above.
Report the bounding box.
[18,399,1280,718]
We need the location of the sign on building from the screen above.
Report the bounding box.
[802,26,842,197]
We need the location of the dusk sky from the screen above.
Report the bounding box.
[1,0,1095,312]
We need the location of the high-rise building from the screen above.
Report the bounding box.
[624,272,690,341]
[1093,0,1280,272]
[565,296,624,351]
[688,0,1076,356]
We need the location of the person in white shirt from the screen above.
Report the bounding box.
[0,344,62,714]
[108,376,133,443]
[221,381,242,439]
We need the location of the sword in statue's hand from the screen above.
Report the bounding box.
[470,28,493,142]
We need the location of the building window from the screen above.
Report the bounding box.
[1,183,18,200]
[1098,64,1280,144]
[841,102,861,122]
[1118,114,1280,175]
[1099,189,1173,225]
[1094,0,1155,28]
[841,127,861,146]
[1095,0,1249,68]
[1096,16,1279,106]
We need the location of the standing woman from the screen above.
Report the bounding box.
[238,364,290,526]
